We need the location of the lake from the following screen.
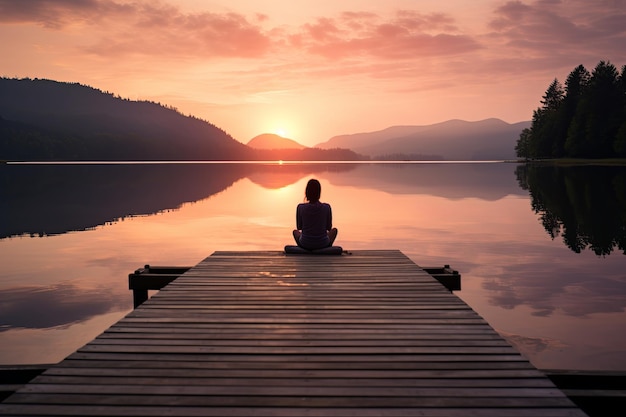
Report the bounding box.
[1,161,625,371]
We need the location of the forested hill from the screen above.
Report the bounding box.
[0,78,251,160]
[515,61,626,159]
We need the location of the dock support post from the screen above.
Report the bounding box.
[422,264,461,292]
[132,289,149,309]
[128,265,191,308]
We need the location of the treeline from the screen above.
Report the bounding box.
[515,61,626,159]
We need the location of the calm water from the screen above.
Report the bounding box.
[1,161,625,371]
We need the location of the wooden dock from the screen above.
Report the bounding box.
[0,250,588,416]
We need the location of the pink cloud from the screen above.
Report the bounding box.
[0,0,129,29]
[0,0,271,58]
[299,11,481,59]
[489,0,626,58]
[304,17,342,42]
[21,3,481,62]
[99,5,271,58]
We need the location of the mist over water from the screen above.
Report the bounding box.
[1,162,625,370]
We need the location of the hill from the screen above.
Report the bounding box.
[246,132,364,160]
[316,119,530,160]
[515,61,626,159]
[0,78,251,160]
[0,78,364,161]
[247,133,306,150]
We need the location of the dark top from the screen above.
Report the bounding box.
[296,202,332,249]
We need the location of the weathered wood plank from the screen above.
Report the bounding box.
[5,393,578,409]
[0,404,589,417]
[53,357,539,370]
[44,366,546,378]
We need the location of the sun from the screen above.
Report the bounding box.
[274,128,288,138]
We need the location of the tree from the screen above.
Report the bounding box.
[588,61,622,156]
[566,61,621,157]
[515,127,532,159]
[516,79,564,159]
[536,79,564,157]
[614,65,626,156]
[555,65,590,157]
[541,78,565,111]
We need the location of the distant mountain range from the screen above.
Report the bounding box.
[247,119,531,161]
[0,78,529,161]
[0,78,357,161]
[315,119,531,160]
[247,133,306,150]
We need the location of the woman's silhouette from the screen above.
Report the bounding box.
[292,179,338,249]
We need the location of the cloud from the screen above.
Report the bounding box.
[483,260,626,318]
[0,0,128,29]
[87,10,271,58]
[0,0,271,58]
[0,283,130,331]
[488,0,626,59]
[298,10,481,59]
[0,1,481,61]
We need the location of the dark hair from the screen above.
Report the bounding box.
[305,179,321,203]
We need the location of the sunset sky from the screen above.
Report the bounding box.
[1,0,625,146]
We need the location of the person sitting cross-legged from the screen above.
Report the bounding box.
[292,178,338,250]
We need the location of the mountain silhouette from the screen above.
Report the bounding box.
[0,78,363,161]
[247,133,307,150]
[0,78,251,161]
[316,119,530,160]
[1,78,529,161]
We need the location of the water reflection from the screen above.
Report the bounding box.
[0,163,243,238]
[483,260,626,317]
[515,164,626,256]
[0,163,352,239]
[1,162,524,239]
[324,162,525,200]
[1,162,625,369]
[0,283,128,330]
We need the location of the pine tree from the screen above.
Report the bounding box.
[519,79,564,158]
[586,61,621,157]
[538,79,564,157]
[515,127,532,159]
[614,65,626,156]
[556,65,590,157]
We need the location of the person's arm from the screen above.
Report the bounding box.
[296,204,303,230]
[326,204,332,231]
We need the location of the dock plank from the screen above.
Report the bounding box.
[0,250,588,416]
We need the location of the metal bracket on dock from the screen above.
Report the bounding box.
[128,265,191,308]
[423,264,461,292]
